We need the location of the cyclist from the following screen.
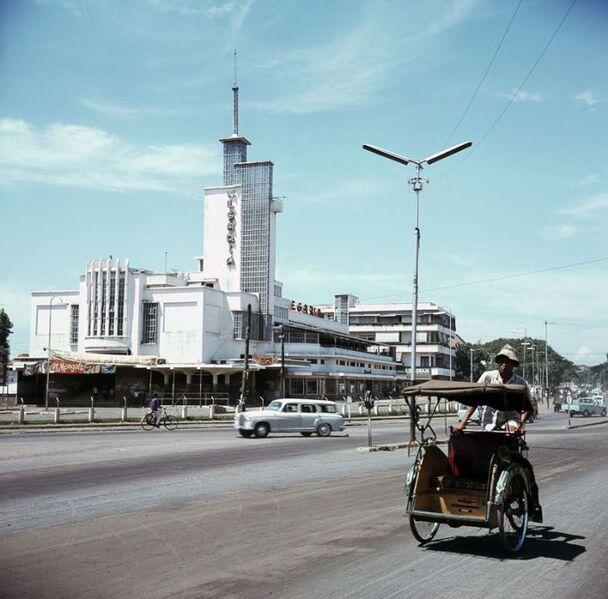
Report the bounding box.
[149,393,163,428]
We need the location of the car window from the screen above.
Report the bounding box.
[267,401,282,411]
[301,404,317,413]
[282,403,298,413]
[320,404,336,413]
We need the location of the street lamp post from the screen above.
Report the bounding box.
[363,140,472,442]
[544,320,556,407]
[469,348,475,382]
[45,295,63,410]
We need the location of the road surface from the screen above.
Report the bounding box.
[1,413,606,598]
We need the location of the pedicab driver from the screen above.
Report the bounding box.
[455,344,532,434]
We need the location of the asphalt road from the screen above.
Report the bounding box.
[1,413,607,599]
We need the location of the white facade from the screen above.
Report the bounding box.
[25,79,412,401]
[321,297,457,380]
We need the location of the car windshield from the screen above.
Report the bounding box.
[267,401,282,411]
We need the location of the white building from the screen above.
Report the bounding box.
[19,79,402,405]
[321,294,456,380]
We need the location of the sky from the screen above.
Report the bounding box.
[0,0,607,366]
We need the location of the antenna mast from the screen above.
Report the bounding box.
[232,49,239,135]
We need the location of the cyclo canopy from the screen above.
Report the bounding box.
[401,380,532,414]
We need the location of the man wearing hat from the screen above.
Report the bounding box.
[456,344,532,434]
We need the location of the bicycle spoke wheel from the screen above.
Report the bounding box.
[141,413,155,431]
[163,415,179,431]
[499,475,529,553]
[409,516,440,545]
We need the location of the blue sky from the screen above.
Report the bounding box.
[1,0,606,366]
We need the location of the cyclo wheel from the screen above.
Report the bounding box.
[141,413,155,431]
[498,474,529,553]
[163,415,179,431]
[409,516,439,545]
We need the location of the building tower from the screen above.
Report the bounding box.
[204,55,282,340]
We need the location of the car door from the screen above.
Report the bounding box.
[278,402,301,431]
[300,403,319,431]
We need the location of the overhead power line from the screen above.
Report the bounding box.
[423,256,607,293]
[444,0,522,146]
[440,0,577,178]
[360,256,608,301]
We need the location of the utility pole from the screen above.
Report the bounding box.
[280,325,286,398]
[469,348,475,382]
[239,304,252,411]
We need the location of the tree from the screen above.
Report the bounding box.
[0,308,13,353]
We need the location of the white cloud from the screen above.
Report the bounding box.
[250,0,478,114]
[511,89,543,103]
[0,117,219,194]
[574,91,600,108]
[571,174,600,187]
[560,193,608,216]
[79,99,168,120]
[539,224,577,241]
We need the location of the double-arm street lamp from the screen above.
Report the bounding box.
[363,141,471,441]
[45,295,63,410]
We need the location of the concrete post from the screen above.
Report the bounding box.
[18,398,25,424]
[121,396,127,422]
[209,404,215,420]
[181,396,188,419]
[54,398,60,424]
[388,397,393,414]
[358,403,363,415]
[89,396,95,423]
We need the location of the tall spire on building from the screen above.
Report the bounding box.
[232,49,239,136]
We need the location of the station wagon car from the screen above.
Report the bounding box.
[234,398,346,438]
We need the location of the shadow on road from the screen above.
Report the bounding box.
[422,525,586,561]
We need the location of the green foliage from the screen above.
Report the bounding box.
[455,336,577,390]
[0,309,13,352]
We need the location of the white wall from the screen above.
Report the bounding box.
[203,185,242,292]
[29,292,79,357]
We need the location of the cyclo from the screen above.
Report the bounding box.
[402,380,543,553]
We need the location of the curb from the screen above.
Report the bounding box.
[566,418,608,430]
[357,443,409,453]
[0,420,235,434]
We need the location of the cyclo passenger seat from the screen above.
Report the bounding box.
[445,431,518,490]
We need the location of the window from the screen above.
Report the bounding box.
[320,404,337,413]
[283,403,298,413]
[70,305,79,344]
[301,404,317,413]
[306,380,318,395]
[290,379,304,395]
[142,302,158,344]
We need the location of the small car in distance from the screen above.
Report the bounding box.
[234,398,345,438]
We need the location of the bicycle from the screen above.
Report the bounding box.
[141,408,179,431]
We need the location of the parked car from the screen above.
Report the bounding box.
[457,403,482,425]
[560,396,607,418]
[234,398,346,438]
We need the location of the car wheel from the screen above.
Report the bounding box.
[317,423,331,437]
[239,429,253,438]
[300,432,313,437]
[254,422,270,438]
[601,409,607,417]
[583,410,590,418]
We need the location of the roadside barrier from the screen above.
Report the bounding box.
[54,398,60,424]
[89,396,95,423]
[121,397,128,422]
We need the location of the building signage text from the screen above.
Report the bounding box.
[290,300,323,318]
